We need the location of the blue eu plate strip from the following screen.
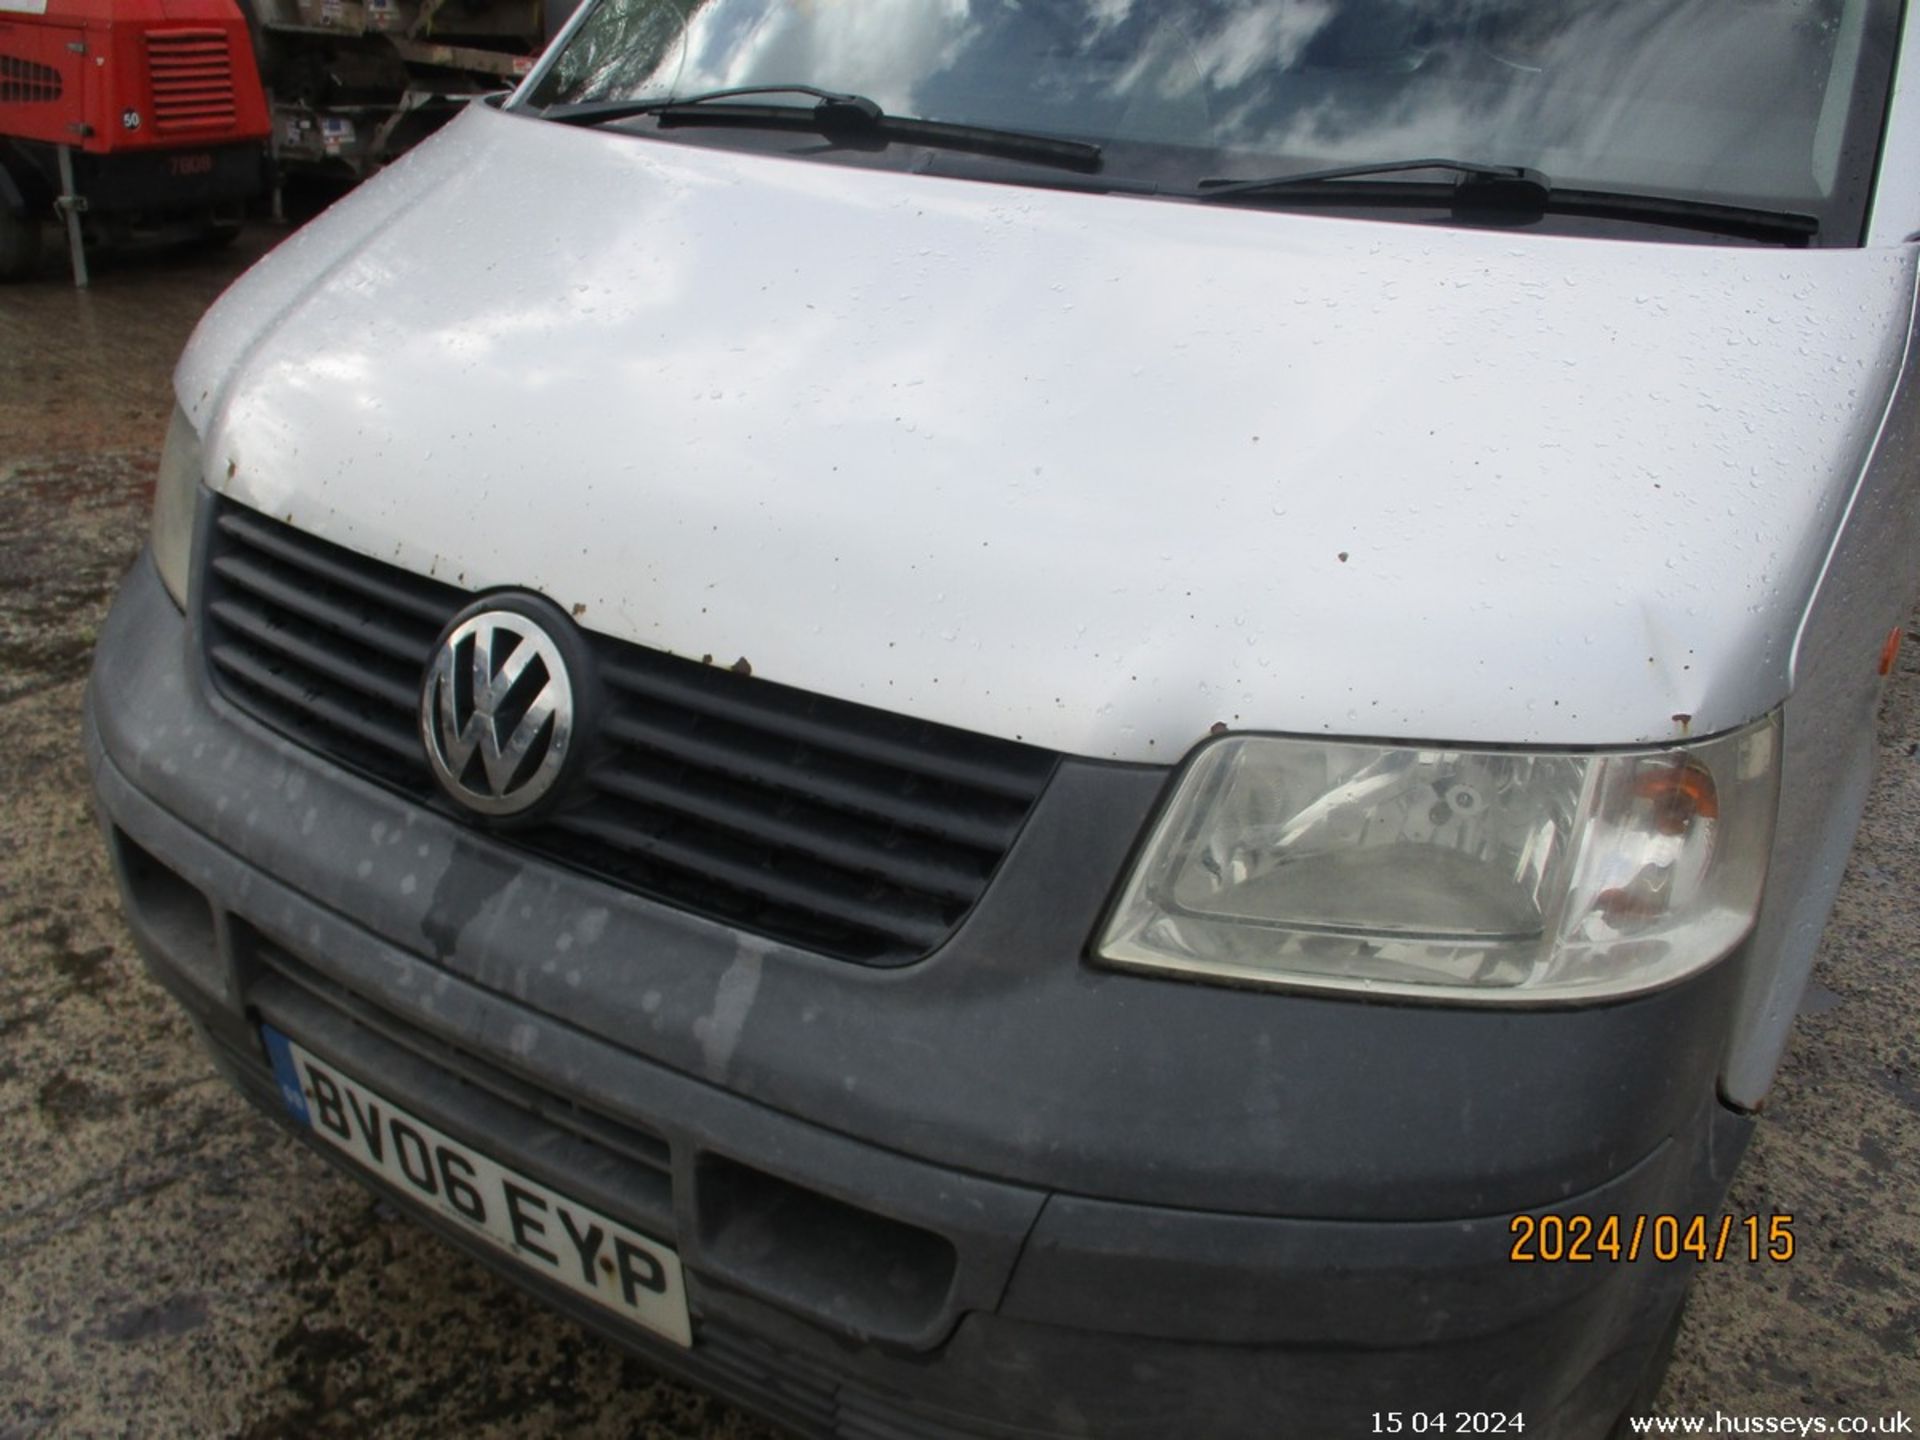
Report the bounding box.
[260,1024,312,1128]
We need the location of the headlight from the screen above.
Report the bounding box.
[152,405,202,609]
[1097,718,1778,1004]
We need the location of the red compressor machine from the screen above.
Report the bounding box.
[0,0,270,284]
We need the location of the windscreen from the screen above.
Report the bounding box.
[526,0,1901,241]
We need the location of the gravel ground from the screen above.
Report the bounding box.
[1,228,1916,1439]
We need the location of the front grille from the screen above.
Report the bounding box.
[144,30,237,134]
[200,501,1056,964]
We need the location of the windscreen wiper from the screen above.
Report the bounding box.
[1199,157,1551,204]
[1196,157,1818,245]
[540,85,1103,174]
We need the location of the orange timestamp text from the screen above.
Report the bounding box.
[1508,1212,1795,1263]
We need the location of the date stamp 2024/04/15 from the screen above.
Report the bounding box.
[1508,1213,1796,1264]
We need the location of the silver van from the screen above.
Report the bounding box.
[87,1,1920,1434]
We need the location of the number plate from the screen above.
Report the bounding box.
[262,1025,691,1347]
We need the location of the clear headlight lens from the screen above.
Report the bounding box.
[152,405,202,609]
[1097,718,1779,1004]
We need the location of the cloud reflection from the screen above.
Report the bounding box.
[534,0,1870,209]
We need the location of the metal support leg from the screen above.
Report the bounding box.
[53,146,88,289]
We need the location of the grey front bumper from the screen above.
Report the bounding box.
[87,549,1754,1438]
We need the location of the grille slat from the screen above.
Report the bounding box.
[600,710,1028,854]
[589,764,988,904]
[209,642,425,764]
[215,509,462,624]
[200,501,1055,963]
[545,809,954,951]
[601,655,1054,801]
[211,552,443,665]
[208,596,422,712]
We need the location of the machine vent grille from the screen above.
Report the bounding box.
[0,54,63,104]
[144,29,236,133]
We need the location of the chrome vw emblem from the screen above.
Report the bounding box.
[421,609,574,816]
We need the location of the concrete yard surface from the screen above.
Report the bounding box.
[1,230,1916,1438]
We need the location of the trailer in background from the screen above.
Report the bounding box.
[241,0,554,186]
[1,0,565,283]
[1,0,272,283]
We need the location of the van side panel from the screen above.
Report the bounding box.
[1724,256,1920,1109]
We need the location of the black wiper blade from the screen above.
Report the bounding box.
[1530,187,1818,245]
[540,86,1103,174]
[542,85,870,127]
[1196,157,1817,244]
[1198,157,1548,203]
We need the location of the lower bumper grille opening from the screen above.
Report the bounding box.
[111,826,217,968]
[696,1153,958,1344]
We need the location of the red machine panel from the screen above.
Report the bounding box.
[0,0,269,154]
[0,12,92,148]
